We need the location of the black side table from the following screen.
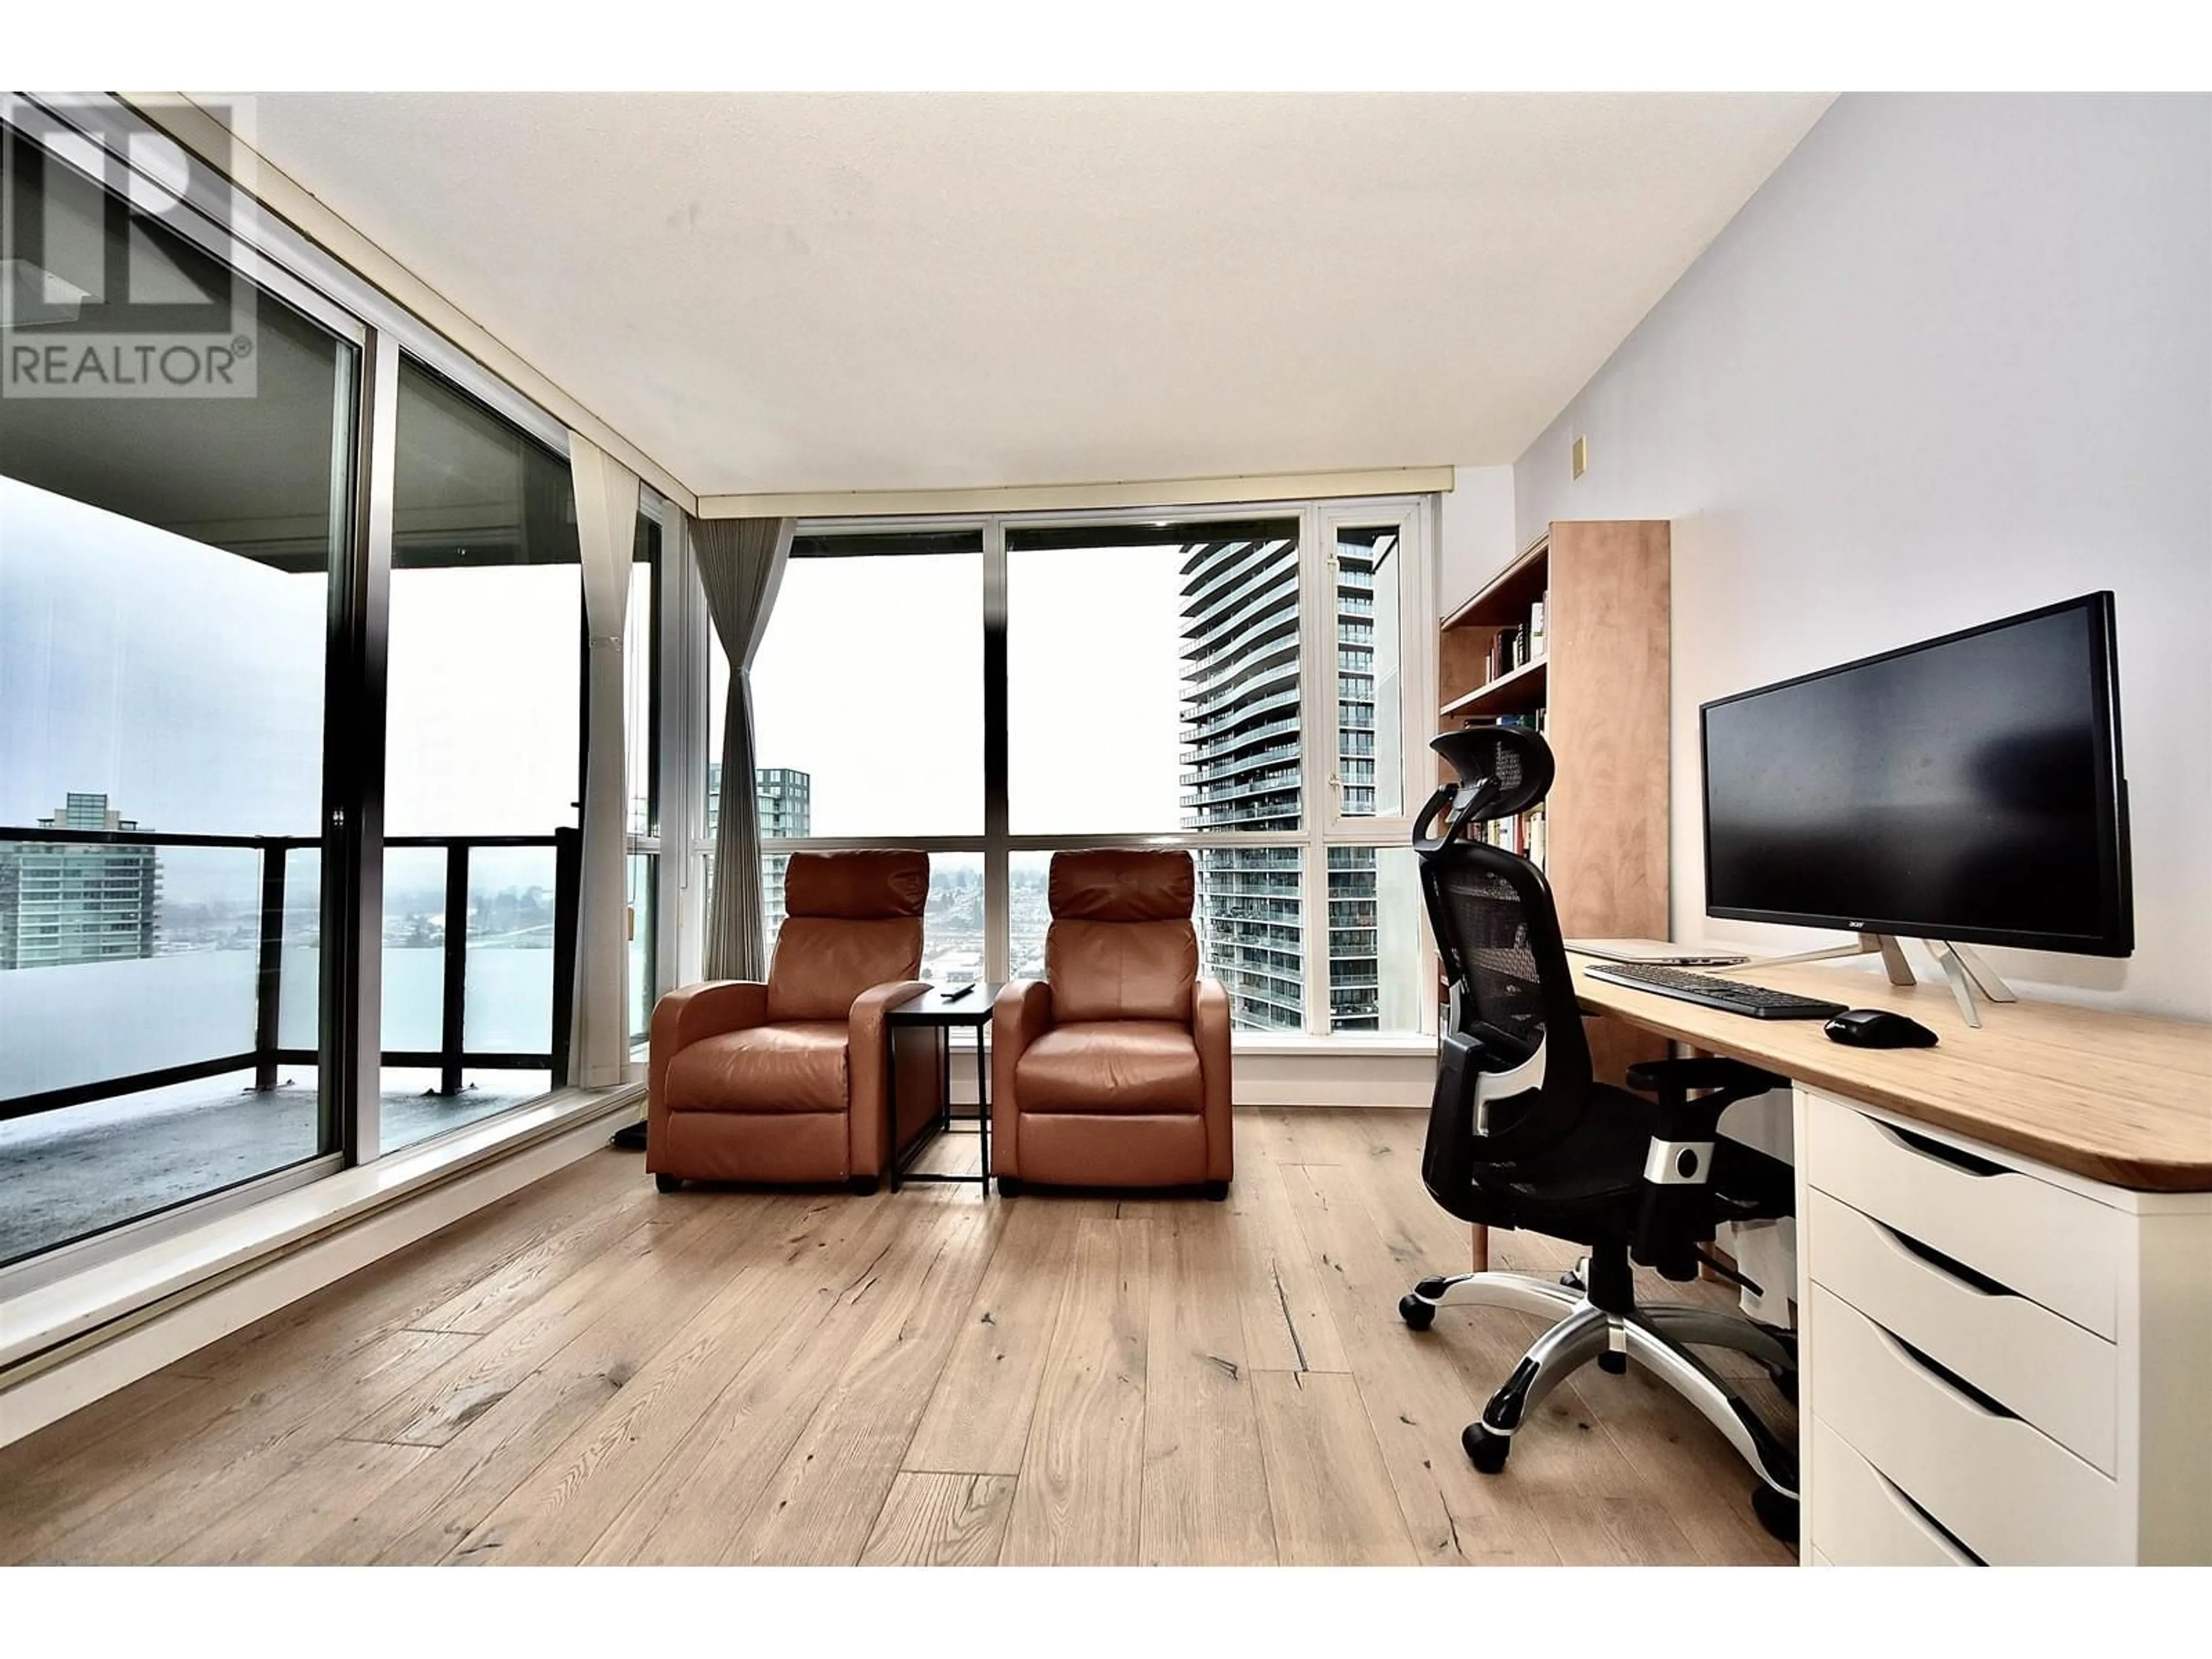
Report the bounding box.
[885,983,999,1192]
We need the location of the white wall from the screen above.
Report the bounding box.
[1437,464,1517,615]
[1511,94,2211,1020]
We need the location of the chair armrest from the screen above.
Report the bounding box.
[1194,978,1233,1183]
[991,979,1052,1176]
[847,979,931,1177]
[649,981,768,1109]
[1624,1057,1790,1281]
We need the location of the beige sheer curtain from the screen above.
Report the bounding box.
[567,434,641,1087]
[694,516,793,981]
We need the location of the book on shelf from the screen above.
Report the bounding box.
[1528,598,1547,659]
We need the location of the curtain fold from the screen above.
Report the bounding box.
[567,434,642,1088]
[694,516,794,982]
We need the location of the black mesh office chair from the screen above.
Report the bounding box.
[1398,726,1802,1542]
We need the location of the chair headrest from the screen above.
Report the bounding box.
[1431,726,1555,822]
[1048,848,1194,923]
[784,850,929,919]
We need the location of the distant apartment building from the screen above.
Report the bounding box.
[0,794,161,970]
[733,766,812,923]
[703,763,813,840]
[1179,530,1403,1031]
[755,768,812,839]
[1180,530,1307,1029]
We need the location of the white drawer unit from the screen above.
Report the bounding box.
[1810,1286,2122,1563]
[1802,1086,2123,1338]
[1794,1086,2212,1567]
[1809,1420,1980,1566]
[1806,1188,2118,1472]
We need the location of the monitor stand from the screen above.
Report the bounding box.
[1715,933,2017,1028]
[1714,933,1917,986]
[1926,940,2018,1029]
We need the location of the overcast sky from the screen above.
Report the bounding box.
[2,475,579,902]
[6,476,1260,908]
[740,543,1192,839]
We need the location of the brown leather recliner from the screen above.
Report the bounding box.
[647,850,940,1194]
[991,849,1233,1197]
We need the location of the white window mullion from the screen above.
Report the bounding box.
[1297,502,1331,1033]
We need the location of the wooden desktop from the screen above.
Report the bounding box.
[1568,952,2212,1191]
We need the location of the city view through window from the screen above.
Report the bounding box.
[736,518,1427,1033]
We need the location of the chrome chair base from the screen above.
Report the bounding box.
[1399,1266,1800,1519]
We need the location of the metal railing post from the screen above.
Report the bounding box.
[253,842,287,1092]
[439,841,469,1097]
[550,827,582,1088]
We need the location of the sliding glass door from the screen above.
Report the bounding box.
[379,358,583,1152]
[1,96,626,1275]
[0,116,359,1265]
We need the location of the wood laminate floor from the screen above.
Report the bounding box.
[0,1109,1797,1566]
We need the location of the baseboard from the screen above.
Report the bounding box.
[0,1092,642,1450]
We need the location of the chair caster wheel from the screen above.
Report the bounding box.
[1768,1363,1799,1405]
[654,1173,681,1194]
[1398,1294,1437,1332]
[996,1176,1024,1197]
[1752,1483,1799,1544]
[1463,1423,1511,1474]
[1598,1350,1628,1375]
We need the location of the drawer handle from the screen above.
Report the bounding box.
[1873,1218,2017,1300]
[1874,1466,1985,1566]
[1875,1321,2020,1421]
[1873,1120,2010,1178]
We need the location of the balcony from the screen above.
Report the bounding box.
[0,825,580,1268]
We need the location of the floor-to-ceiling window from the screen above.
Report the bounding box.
[0,114,358,1264]
[1006,518,1310,1025]
[380,359,584,1151]
[724,529,986,967]
[717,501,1434,1035]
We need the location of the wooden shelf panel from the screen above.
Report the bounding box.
[1442,534,1548,631]
[1440,655,1547,721]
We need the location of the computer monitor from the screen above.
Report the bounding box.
[1700,593,2132,957]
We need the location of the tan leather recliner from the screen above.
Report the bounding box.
[991,849,1233,1196]
[647,849,940,1193]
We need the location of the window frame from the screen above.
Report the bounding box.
[707,495,1438,1040]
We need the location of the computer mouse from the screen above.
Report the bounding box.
[1824,1009,1940,1049]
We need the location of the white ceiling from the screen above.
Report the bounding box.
[241,92,1834,499]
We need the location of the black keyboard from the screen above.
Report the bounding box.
[1584,962,1849,1020]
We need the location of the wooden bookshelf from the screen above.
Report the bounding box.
[1440,654,1547,721]
[1438,520,1673,1270]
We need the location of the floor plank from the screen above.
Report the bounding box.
[1139,1203,1276,1565]
[26,1325,479,1565]
[168,1439,437,1566]
[1277,1156,1562,1565]
[586,1195,979,1566]
[1250,1370,1417,1566]
[452,1192,901,1566]
[999,1217,1152,1566]
[297,1195,814,1564]
[1224,1131,1349,1375]
[901,1197,1080,1476]
[860,1472,1017,1566]
[724,1198,999,1565]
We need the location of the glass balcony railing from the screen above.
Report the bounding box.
[0,825,579,1126]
